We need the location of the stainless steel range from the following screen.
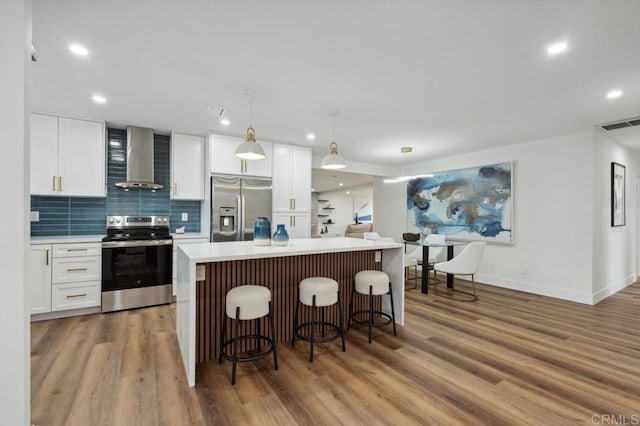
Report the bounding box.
[101,216,173,313]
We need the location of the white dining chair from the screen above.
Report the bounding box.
[407,234,446,282]
[433,241,486,301]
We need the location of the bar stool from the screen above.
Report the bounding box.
[292,277,346,362]
[348,270,397,343]
[218,285,278,385]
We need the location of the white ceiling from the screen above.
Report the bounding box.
[32,0,640,166]
[312,169,373,193]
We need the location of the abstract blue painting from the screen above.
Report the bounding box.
[407,162,513,244]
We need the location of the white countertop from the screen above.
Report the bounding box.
[178,237,403,262]
[30,235,105,244]
[171,233,209,240]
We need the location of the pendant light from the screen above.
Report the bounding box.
[234,89,266,160]
[321,112,347,170]
[383,147,433,183]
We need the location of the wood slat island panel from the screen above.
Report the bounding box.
[177,237,405,386]
[195,251,382,363]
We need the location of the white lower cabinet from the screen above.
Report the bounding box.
[28,242,101,318]
[28,245,52,315]
[172,237,209,296]
[51,281,101,312]
[271,213,310,239]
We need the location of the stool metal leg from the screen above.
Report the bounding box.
[292,287,300,346]
[256,318,261,351]
[348,281,355,330]
[231,306,241,385]
[322,307,326,338]
[310,295,317,362]
[218,305,226,364]
[269,301,278,371]
[389,283,397,336]
[337,290,346,352]
[368,285,373,344]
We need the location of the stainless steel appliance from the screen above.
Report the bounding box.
[101,215,173,312]
[211,176,272,242]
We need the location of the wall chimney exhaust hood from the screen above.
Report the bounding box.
[114,126,163,190]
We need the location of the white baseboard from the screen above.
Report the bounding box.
[31,306,101,322]
[591,274,636,304]
[474,273,593,305]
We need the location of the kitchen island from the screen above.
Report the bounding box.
[176,237,404,387]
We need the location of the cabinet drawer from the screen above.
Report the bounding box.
[53,242,101,258]
[52,257,101,283]
[51,281,100,311]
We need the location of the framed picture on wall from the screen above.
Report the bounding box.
[611,162,625,227]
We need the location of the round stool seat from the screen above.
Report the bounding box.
[226,285,271,320]
[299,277,338,307]
[355,270,390,295]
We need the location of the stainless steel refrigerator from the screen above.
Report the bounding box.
[210,175,273,242]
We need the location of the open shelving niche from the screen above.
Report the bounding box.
[317,199,335,230]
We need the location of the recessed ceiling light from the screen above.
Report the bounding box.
[547,41,568,56]
[311,188,315,192]
[68,43,89,57]
[92,94,106,104]
[306,133,316,141]
[346,191,350,194]
[606,89,623,99]
[339,182,344,186]
[220,118,230,126]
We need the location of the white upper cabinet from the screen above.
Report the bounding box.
[171,132,205,200]
[209,133,272,177]
[272,143,311,212]
[31,113,105,197]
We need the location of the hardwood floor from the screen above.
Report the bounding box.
[31,279,640,425]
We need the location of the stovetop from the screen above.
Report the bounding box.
[103,216,172,242]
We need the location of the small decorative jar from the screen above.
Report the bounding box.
[254,217,271,246]
[272,224,289,246]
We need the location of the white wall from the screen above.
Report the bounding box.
[0,0,30,424]
[317,185,373,236]
[374,131,596,303]
[592,129,640,303]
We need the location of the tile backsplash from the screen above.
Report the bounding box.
[31,128,202,236]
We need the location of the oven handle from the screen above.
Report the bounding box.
[102,240,173,248]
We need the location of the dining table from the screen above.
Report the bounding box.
[404,240,468,294]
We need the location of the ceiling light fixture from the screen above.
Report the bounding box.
[307,133,316,141]
[321,112,347,169]
[547,41,568,56]
[91,94,106,104]
[234,89,266,160]
[383,147,433,183]
[220,118,230,126]
[68,43,89,56]
[606,89,623,99]
[339,182,344,186]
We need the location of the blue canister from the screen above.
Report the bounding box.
[254,217,271,246]
[272,224,289,246]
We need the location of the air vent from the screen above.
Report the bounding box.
[601,117,640,131]
[206,105,226,118]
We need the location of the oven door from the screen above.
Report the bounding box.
[102,240,172,292]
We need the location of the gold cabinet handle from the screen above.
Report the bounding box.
[174,182,178,196]
[293,198,296,210]
[67,267,88,272]
[66,293,87,299]
[289,216,293,227]
[293,216,296,227]
[45,249,49,266]
[52,176,57,191]
[58,176,63,192]
[67,248,88,252]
